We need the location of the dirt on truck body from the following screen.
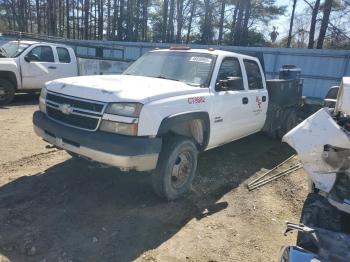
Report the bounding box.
[0,94,309,262]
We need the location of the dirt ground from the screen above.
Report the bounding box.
[0,94,308,262]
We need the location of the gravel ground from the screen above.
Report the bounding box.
[0,94,308,262]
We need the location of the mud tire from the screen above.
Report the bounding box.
[0,79,15,105]
[152,136,198,200]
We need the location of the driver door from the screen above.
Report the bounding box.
[209,57,252,147]
[20,45,60,89]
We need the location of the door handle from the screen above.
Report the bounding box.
[242,97,248,104]
[48,66,57,69]
[262,96,266,102]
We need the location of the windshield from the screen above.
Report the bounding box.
[123,51,216,87]
[0,41,31,58]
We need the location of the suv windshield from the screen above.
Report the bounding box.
[123,51,216,87]
[0,41,31,58]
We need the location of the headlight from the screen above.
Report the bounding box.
[40,86,47,99]
[99,120,138,136]
[39,86,47,113]
[105,103,143,117]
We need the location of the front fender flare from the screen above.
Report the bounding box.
[157,111,210,150]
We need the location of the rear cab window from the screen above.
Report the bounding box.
[243,59,264,90]
[57,47,71,63]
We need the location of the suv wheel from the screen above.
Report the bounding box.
[152,136,198,200]
[0,79,15,105]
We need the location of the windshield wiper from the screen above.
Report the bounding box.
[0,47,8,57]
[154,75,180,82]
[185,82,202,87]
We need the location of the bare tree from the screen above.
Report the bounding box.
[287,0,297,47]
[218,0,226,45]
[176,0,184,43]
[306,0,321,48]
[317,0,333,49]
[118,0,125,40]
[166,0,175,42]
[141,0,149,41]
[162,0,169,42]
[186,0,196,44]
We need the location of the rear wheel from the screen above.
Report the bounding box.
[152,136,198,200]
[0,79,15,105]
[277,109,298,138]
[284,109,298,134]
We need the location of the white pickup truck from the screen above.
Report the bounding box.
[33,47,282,200]
[0,40,79,104]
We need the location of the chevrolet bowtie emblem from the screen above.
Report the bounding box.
[59,104,73,115]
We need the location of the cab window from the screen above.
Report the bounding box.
[216,57,244,91]
[27,46,54,62]
[244,60,264,90]
[57,47,71,63]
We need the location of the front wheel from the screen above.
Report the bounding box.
[0,79,15,105]
[152,136,198,200]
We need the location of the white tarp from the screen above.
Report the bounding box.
[336,77,350,115]
[283,108,350,193]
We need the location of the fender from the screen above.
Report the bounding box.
[157,111,210,150]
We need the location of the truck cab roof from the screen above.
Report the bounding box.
[151,48,259,61]
[5,40,72,49]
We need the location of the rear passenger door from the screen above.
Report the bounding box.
[242,59,268,132]
[53,46,78,79]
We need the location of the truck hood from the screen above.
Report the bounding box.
[0,57,16,61]
[0,58,17,66]
[46,75,208,103]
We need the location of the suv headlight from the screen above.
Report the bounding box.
[105,103,143,117]
[39,86,47,113]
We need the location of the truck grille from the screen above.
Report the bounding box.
[47,93,104,113]
[46,92,106,131]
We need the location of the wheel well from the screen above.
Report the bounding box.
[160,119,209,151]
[0,71,18,90]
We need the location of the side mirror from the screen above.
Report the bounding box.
[24,55,31,63]
[216,79,229,92]
[24,53,39,63]
[216,77,243,91]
